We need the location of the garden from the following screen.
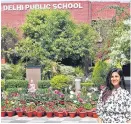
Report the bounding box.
[1,61,107,118]
[1,6,130,118]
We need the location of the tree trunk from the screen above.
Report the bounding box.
[82,57,89,77]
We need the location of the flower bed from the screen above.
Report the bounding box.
[1,88,99,118]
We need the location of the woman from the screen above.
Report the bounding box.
[96,68,131,123]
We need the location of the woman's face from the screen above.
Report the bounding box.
[111,72,121,87]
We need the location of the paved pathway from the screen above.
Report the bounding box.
[1,116,97,123]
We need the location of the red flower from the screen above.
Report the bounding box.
[78,98,83,102]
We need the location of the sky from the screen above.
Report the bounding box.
[1,0,130,3]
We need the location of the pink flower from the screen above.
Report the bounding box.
[60,94,64,98]
[78,98,83,102]
[54,90,59,94]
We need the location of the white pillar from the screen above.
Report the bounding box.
[75,78,81,92]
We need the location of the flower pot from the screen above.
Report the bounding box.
[63,111,68,117]
[76,107,85,116]
[87,110,93,117]
[58,112,64,117]
[24,111,27,116]
[13,111,16,115]
[7,111,14,117]
[1,111,6,117]
[92,112,98,118]
[54,111,58,117]
[17,111,23,117]
[33,111,37,116]
[27,112,33,117]
[46,112,53,118]
[79,112,87,118]
[68,112,76,118]
[36,112,43,117]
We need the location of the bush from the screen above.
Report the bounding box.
[81,81,94,87]
[50,74,70,90]
[6,88,27,94]
[92,60,110,87]
[9,64,25,79]
[75,66,84,77]
[38,80,51,88]
[1,64,12,79]
[5,79,28,89]
[36,88,49,94]
[1,79,5,91]
[59,65,75,75]
[1,63,25,80]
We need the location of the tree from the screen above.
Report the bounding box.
[92,20,113,61]
[1,26,18,58]
[10,37,46,65]
[22,9,98,75]
[91,4,130,62]
[109,20,130,67]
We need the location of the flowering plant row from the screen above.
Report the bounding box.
[1,87,99,118]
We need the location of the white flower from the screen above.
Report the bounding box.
[70,95,74,98]
[87,93,92,98]
[73,100,77,103]
[70,91,75,94]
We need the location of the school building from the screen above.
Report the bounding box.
[1,0,130,29]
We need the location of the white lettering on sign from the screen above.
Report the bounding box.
[2,3,83,11]
[53,3,83,9]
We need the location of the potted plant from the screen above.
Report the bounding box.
[78,108,87,118]
[26,102,36,117]
[83,103,93,117]
[6,100,15,117]
[91,107,98,118]
[44,105,54,118]
[53,105,59,117]
[15,101,26,117]
[57,107,64,117]
[36,105,45,117]
[1,100,6,117]
[16,106,24,117]
[67,105,77,118]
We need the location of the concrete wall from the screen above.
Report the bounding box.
[26,67,41,89]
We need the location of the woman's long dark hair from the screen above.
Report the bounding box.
[106,68,126,90]
[102,68,126,103]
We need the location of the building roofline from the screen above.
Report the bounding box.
[1,0,130,3]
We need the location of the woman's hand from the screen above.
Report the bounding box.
[97,117,102,123]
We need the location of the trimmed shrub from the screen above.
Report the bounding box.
[50,74,70,90]
[5,79,28,89]
[38,80,51,89]
[6,88,18,93]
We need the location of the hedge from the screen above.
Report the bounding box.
[6,88,27,94]
[38,80,51,89]
[5,79,28,89]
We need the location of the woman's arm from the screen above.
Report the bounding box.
[127,120,131,123]
[97,117,102,123]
